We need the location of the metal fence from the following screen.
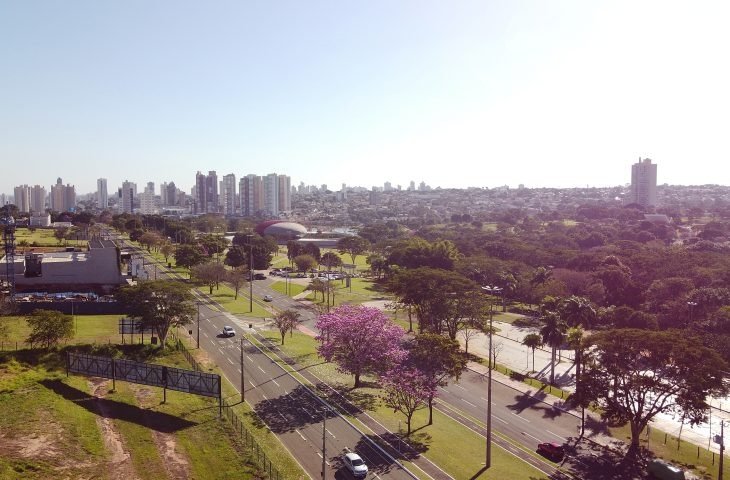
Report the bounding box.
[172,335,282,480]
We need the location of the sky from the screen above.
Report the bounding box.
[2,0,730,196]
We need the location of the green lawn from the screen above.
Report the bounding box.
[269,281,308,297]
[14,227,88,248]
[195,285,272,317]
[1,315,126,349]
[258,330,549,480]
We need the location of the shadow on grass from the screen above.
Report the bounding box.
[562,438,652,480]
[40,378,197,433]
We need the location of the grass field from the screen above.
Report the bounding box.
[0,345,266,479]
[256,329,550,480]
[195,285,272,317]
[14,227,88,248]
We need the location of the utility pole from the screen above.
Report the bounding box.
[481,285,502,469]
[720,419,725,480]
[247,234,253,313]
[196,302,201,348]
[240,337,245,403]
[321,409,327,480]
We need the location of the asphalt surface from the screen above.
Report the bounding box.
[114,236,577,479]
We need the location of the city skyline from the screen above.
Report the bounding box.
[2,1,730,195]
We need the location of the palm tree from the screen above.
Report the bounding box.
[522,333,542,372]
[540,310,567,385]
[560,296,595,385]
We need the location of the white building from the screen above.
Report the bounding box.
[97,178,108,209]
[120,180,135,214]
[222,173,237,216]
[138,190,156,214]
[629,157,658,207]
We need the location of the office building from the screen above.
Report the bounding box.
[263,173,280,216]
[13,185,31,213]
[97,178,108,209]
[239,174,264,217]
[629,157,658,207]
[278,175,291,212]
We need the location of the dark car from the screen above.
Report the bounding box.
[254,273,266,280]
[537,442,565,461]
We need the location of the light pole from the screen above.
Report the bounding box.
[240,337,245,403]
[246,234,253,313]
[321,408,327,480]
[481,284,502,470]
[719,419,724,480]
[196,301,201,348]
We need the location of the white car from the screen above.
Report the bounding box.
[222,326,235,337]
[342,452,368,478]
[263,295,273,302]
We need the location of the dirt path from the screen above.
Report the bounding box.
[130,384,192,480]
[90,378,140,480]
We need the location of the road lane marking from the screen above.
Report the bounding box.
[546,430,567,441]
[272,379,280,387]
[227,357,234,365]
[248,380,256,388]
[218,348,225,356]
[493,415,508,424]
[246,355,252,361]
[522,431,542,442]
[262,393,268,400]
[455,384,467,390]
[206,318,212,323]
[202,332,209,338]
[511,412,530,423]
[326,428,336,439]
[237,368,241,373]
[296,429,306,441]
[258,366,266,373]
[462,399,477,408]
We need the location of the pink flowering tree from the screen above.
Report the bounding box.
[381,365,437,435]
[316,305,405,388]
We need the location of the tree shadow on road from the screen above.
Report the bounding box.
[562,438,650,480]
[250,384,331,434]
[316,382,378,413]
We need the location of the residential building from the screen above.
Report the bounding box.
[239,174,264,216]
[194,170,219,214]
[222,173,237,216]
[278,175,291,212]
[264,173,279,216]
[138,190,156,214]
[30,185,46,213]
[166,182,177,206]
[120,180,135,214]
[97,178,108,209]
[13,185,31,213]
[629,157,658,207]
[50,178,76,212]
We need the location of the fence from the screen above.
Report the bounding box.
[172,336,282,480]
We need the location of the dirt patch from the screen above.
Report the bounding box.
[90,378,140,480]
[130,384,192,479]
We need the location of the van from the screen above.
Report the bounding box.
[647,459,685,480]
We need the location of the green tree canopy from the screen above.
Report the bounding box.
[26,309,74,349]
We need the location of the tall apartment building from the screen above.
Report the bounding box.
[97,178,108,209]
[120,180,135,214]
[166,182,177,206]
[278,175,291,212]
[629,157,658,207]
[194,171,219,214]
[13,185,31,213]
[222,174,237,216]
[30,185,46,213]
[239,174,264,217]
[138,191,156,214]
[263,174,279,216]
[50,178,76,212]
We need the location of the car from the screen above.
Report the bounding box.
[222,326,235,337]
[263,295,273,302]
[341,452,368,478]
[254,273,267,280]
[537,442,565,461]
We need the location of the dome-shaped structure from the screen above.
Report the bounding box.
[255,221,307,240]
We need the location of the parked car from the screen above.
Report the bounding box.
[647,459,685,480]
[254,273,266,280]
[537,442,565,461]
[263,295,273,302]
[222,326,235,337]
[341,452,368,478]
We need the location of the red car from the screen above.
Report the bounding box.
[537,442,565,461]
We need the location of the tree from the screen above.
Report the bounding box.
[273,309,301,344]
[232,233,278,269]
[315,305,405,388]
[540,310,567,385]
[191,262,227,294]
[160,241,175,263]
[226,267,249,300]
[138,231,162,252]
[198,234,228,258]
[582,329,728,457]
[381,366,435,436]
[307,278,326,302]
[336,236,370,265]
[116,280,195,349]
[522,333,542,372]
[302,242,321,262]
[174,244,206,271]
[54,227,69,245]
[407,333,467,425]
[224,245,248,268]
[286,240,303,266]
[25,309,73,349]
[320,251,343,270]
[294,254,317,273]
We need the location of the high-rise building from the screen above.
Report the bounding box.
[629,157,658,207]
[121,180,135,213]
[263,173,279,216]
[139,190,156,214]
[222,174,237,216]
[194,171,219,214]
[50,178,76,212]
[146,182,155,195]
[13,185,31,213]
[278,175,291,212]
[166,182,177,206]
[97,178,108,209]
[30,185,46,213]
[239,174,264,216]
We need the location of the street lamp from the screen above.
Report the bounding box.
[196,301,201,348]
[246,234,253,313]
[481,284,502,470]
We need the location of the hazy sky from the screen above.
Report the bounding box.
[2,1,729,196]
